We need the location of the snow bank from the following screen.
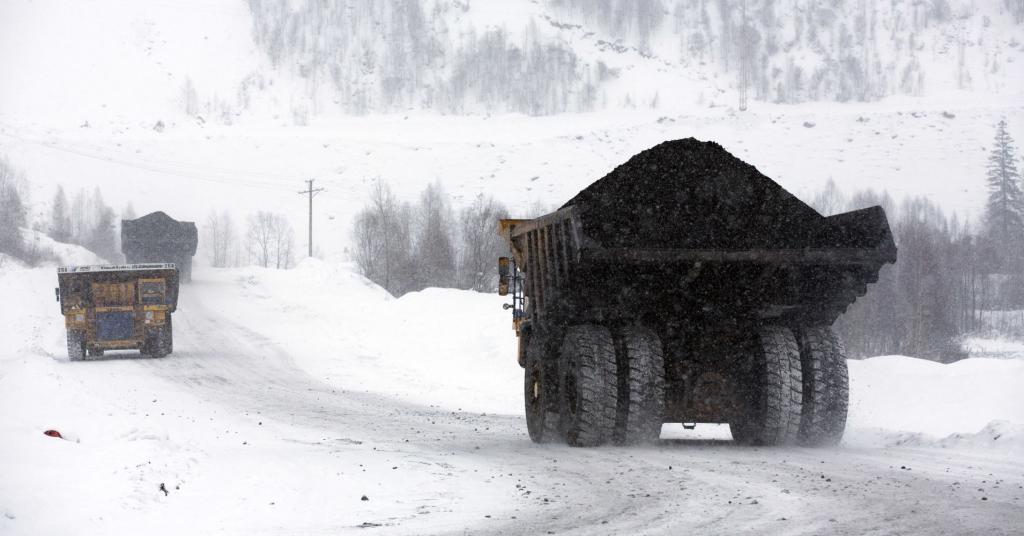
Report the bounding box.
[193,259,522,415]
[845,355,1024,450]
[963,336,1024,360]
[201,262,1024,451]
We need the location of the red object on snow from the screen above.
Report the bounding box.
[43,430,63,439]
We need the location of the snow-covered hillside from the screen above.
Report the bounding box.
[1,260,1022,535]
[1,0,1022,124]
[1,0,1021,265]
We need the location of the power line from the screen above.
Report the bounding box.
[0,129,298,192]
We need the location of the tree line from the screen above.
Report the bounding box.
[352,180,510,296]
[830,119,1024,362]
[0,153,297,272]
[243,0,603,117]
[235,0,1024,118]
[0,156,124,266]
[202,210,297,270]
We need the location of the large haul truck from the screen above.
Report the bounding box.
[497,139,896,447]
[56,264,179,360]
[121,211,198,282]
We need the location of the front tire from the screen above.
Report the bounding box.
[524,333,561,443]
[797,326,849,446]
[165,316,173,354]
[66,330,85,361]
[730,325,802,446]
[558,325,618,447]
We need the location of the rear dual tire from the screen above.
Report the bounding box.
[730,325,803,446]
[142,326,172,358]
[796,326,849,447]
[614,325,665,445]
[557,325,618,447]
[525,324,666,447]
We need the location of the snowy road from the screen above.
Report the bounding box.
[2,267,1023,535]
[137,282,1024,534]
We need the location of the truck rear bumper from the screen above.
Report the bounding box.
[89,339,144,350]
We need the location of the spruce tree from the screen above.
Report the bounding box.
[51,185,72,242]
[983,119,1024,271]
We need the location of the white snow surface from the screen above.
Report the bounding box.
[2,1,1024,532]
[1,261,1023,535]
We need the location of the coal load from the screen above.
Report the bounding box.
[562,138,872,251]
[121,211,198,282]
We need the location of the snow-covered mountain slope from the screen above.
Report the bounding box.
[1,0,1021,260]
[1,0,1021,125]
[1,260,1022,535]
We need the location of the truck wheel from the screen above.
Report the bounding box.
[524,333,561,443]
[730,325,802,446]
[155,328,170,358]
[797,326,849,447]
[143,329,169,358]
[558,325,618,447]
[67,330,85,361]
[88,348,105,357]
[614,325,665,444]
[163,318,174,355]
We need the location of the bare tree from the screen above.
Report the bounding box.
[272,216,295,269]
[412,181,457,290]
[811,178,847,216]
[352,179,413,295]
[458,195,509,292]
[247,211,275,268]
[204,210,237,268]
[246,211,294,269]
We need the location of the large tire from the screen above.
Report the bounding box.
[88,348,105,358]
[730,325,802,446]
[797,326,849,447]
[558,325,618,447]
[165,315,174,356]
[524,333,561,443]
[614,325,665,444]
[163,318,174,355]
[142,328,169,358]
[67,330,85,361]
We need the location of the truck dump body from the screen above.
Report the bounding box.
[121,212,198,282]
[499,138,896,448]
[505,138,895,328]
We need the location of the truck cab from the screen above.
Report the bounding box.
[56,263,179,360]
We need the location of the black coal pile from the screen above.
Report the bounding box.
[561,138,875,251]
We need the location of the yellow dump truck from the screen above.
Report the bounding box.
[56,263,179,360]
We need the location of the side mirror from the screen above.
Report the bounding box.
[55,287,60,302]
[498,257,510,296]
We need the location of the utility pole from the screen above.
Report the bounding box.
[298,179,325,258]
[738,0,749,112]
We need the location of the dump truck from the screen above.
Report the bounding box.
[497,139,896,447]
[121,211,198,282]
[56,263,179,360]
